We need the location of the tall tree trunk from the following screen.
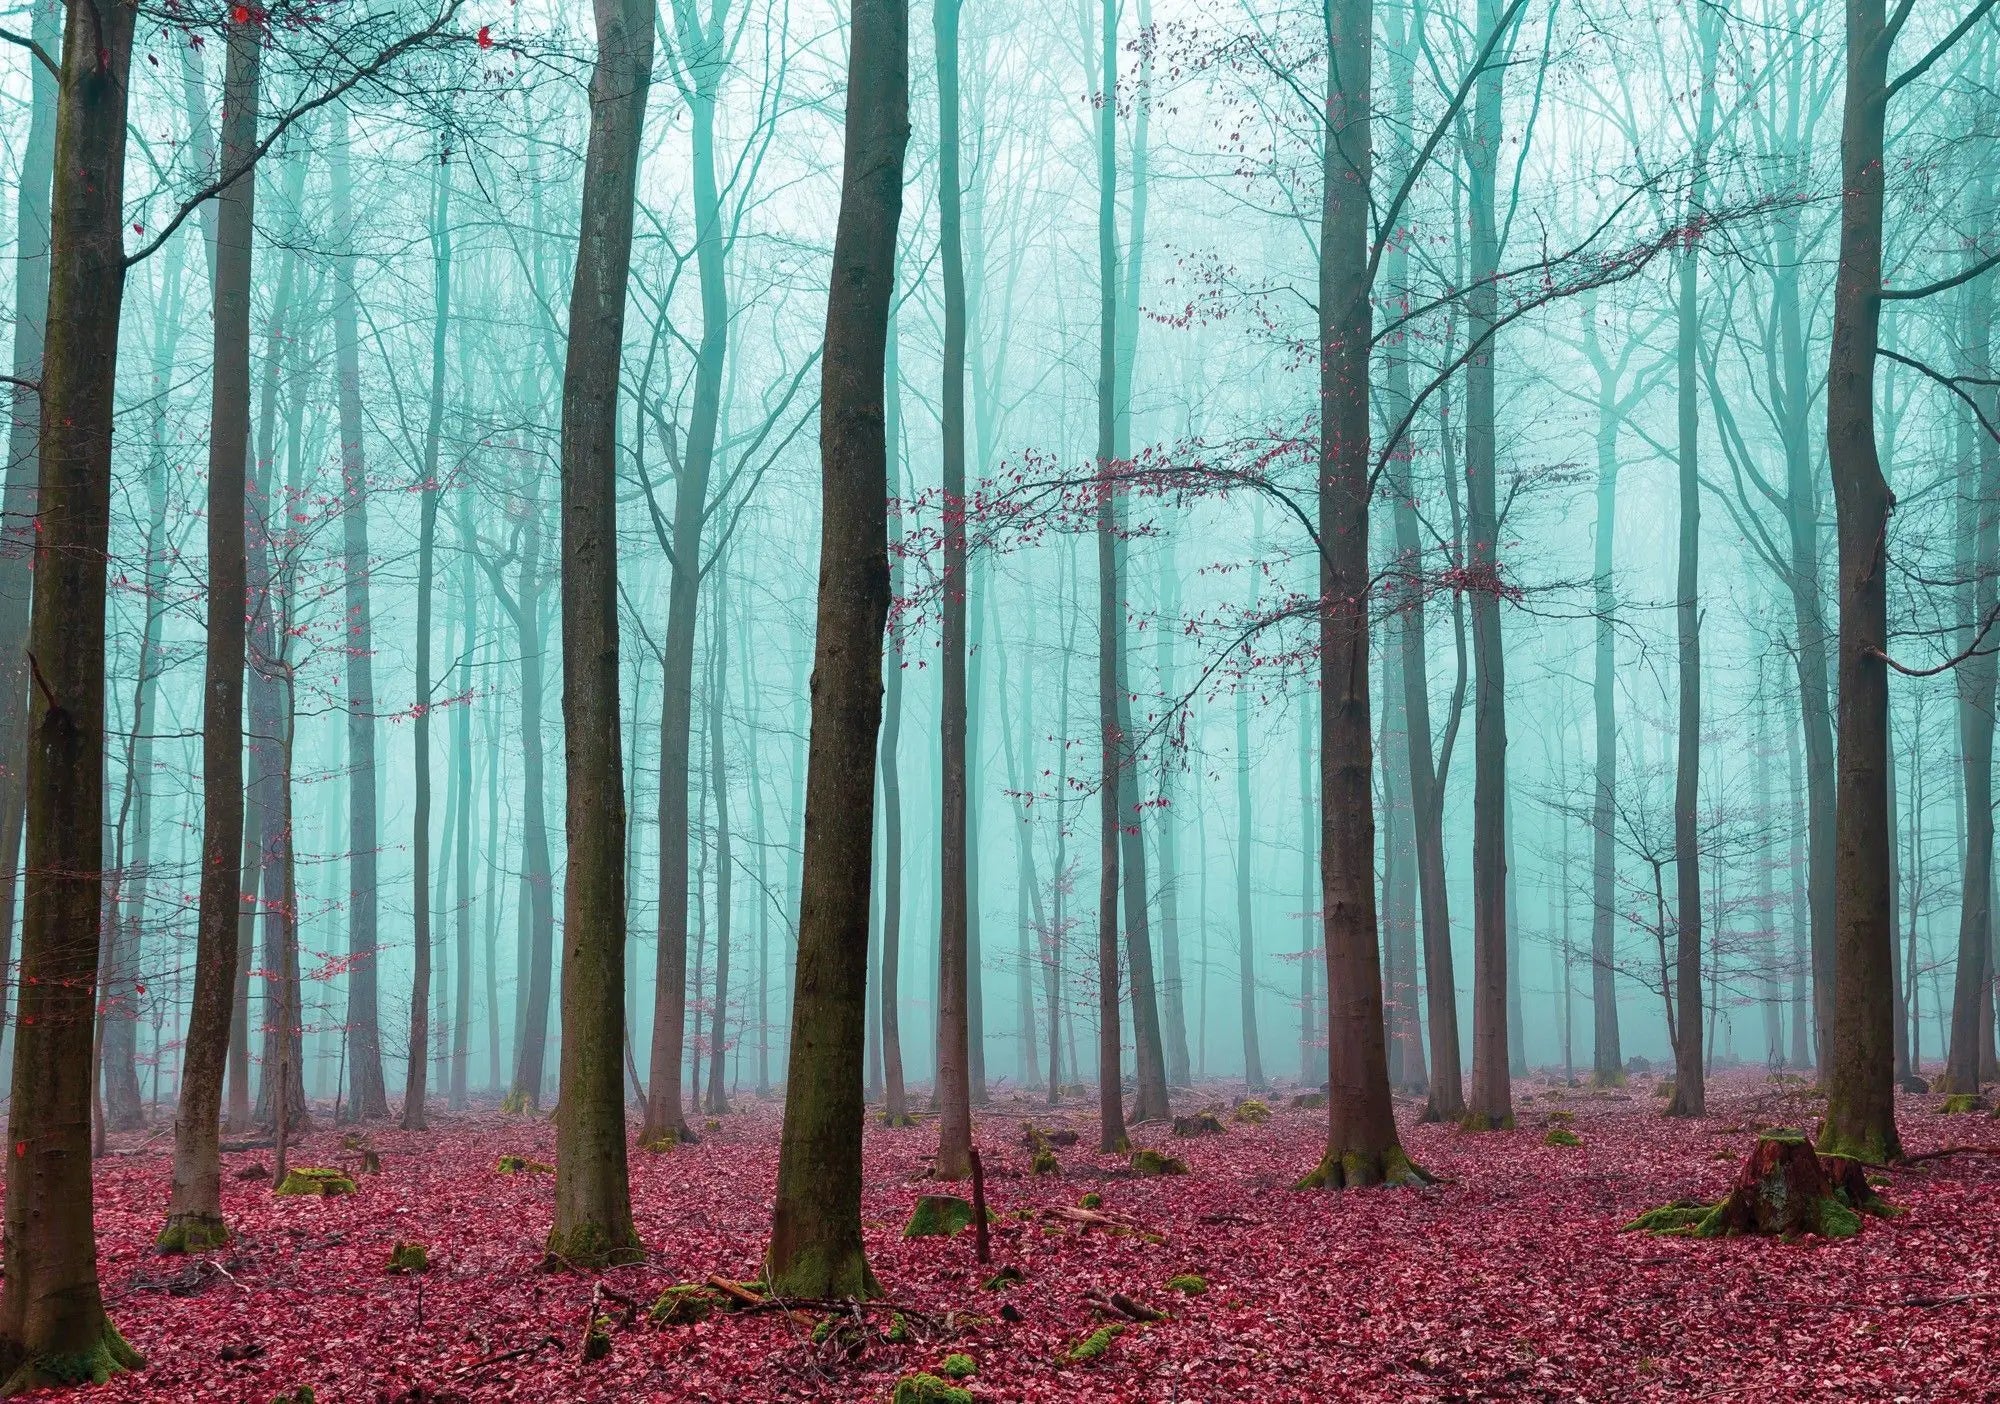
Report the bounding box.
[1155,547,1192,1086]
[1380,608,1425,1093]
[933,0,975,1181]
[764,0,905,1297]
[1463,0,1514,1132]
[451,496,476,1109]
[1300,695,1320,1082]
[330,104,389,1121]
[1786,690,1812,1068]
[509,518,556,1109]
[879,309,909,1126]
[0,0,58,1077]
[546,0,653,1269]
[1235,662,1266,1091]
[1667,8,1718,1121]
[642,3,730,1149]
[1093,0,1131,1155]
[1585,320,1625,1086]
[403,150,452,1133]
[1946,231,1997,1094]
[1818,0,1900,1166]
[163,11,259,1254]
[1301,0,1422,1189]
[704,573,733,1116]
[0,0,146,1384]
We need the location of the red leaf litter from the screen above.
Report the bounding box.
[64,1069,2000,1401]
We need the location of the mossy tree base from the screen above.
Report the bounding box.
[155,1214,230,1255]
[904,1194,977,1238]
[0,1319,143,1396]
[1457,1111,1515,1133]
[1625,1129,1894,1240]
[763,1245,882,1301]
[543,1222,645,1271]
[1296,1145,1432,1189]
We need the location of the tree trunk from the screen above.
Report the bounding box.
[0,0,58,1080]
[0,0,146,1384]
[1818,0,1900,1166]
[1586,328,1625,1086]
[1379,607,1425,1092]
[403,151,452,1134]
[1462,0,1513,1132]
[330,104,388,1121]
[764,0,905,1299]
[704,574,733,1116]
[879,310,909,1125]
[163,10,259,1254]
[933,0,974,1181]
[1235,668,1266,1092]
[1301,0,1421,1190]
[509,516,556,1109]
[1155,547,1192,1086]
[547,0,653,1270]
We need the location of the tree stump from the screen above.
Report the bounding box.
[1628,1129,1890,1240]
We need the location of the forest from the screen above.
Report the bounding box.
[0,0,1997,1396]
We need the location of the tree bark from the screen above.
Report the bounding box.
[164,10,259,1254]
[765,0,905,1298]
[1819,0,1900,1166]
[0,0,146,1385]
[1234,664,1266,1092]
[879,310,909,1126]
[704,574,733,1116]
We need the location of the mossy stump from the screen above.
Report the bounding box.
[1233,1099,1271,1125]
[1543,1128,1582,1148]
[1941,1092,1990,1115]
[892,1373,973,1404]
[274,1167,357,1198]
[495,1154,555,1175]
[647,1285,717,1326]
[387,1241,430,1274]
[1130,1148,1188,1177]
[1172,1113,1225,1137]
[904,1194,977,1238]
[1626,1130,1886,1240]
[1031,1149,1061,1176]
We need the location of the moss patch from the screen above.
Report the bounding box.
[904,1194,977,1238]
[1233,1099,1272,1125]
[1941,1093,1989,1115]
[1130,1149,1188,1177]
[274,1167,357,1197]
[0,1318,144,1394]
[648,1285,718,1325]
[156,1214,230,1255]
[387,1241,430,1274]
[1064,1324,1124,1363]
[982,1265,1023,1291]
[1296,1144,1431,1189]
[1543,1128,1582,1148]
[941,1352,977,1379]
[891,1373,973,1404]
[495,1154,554,1174]
[1079,1192,1102,1209]
[1032,1149,1061,1176]
[1167,1273,1208,1295]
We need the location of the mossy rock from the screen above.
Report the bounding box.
[1172,1112,1225,1137]
[1032,1149,1061,1176]
[1233,1099,1272,1125]
[1941,1093,1990,1115]
[1290,1092,1326,1110]
[891,1373,973,1404]
[1130,1148,1188,1177]
[495,1154,554,1174]
[904,1194,977,1238]
[1064,1324,1123,1363]
[386,1241,429,1274]
[941,1352,977,1379]
[1079,1192,1102,1209]
[648,1285,718,1326]
[1167,1273,1208,1295]
[982,1265,1023,1291]
[274,1167,356,1198]
[1543,1128,1582,1148]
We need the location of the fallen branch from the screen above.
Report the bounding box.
[1099,1291,1167,1323]
[706,1275,769,1309]
[1897,1145,2000,1169]
[449,1335,559,1379]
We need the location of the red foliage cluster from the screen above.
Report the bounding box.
[68,1070,2000,1400]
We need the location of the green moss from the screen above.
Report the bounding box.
[1457,1110,1516,1132]
[883,1311,911,1343]
[1589,1067,1627,1089]
[543,1219,645,1270]
[1079,1192,1102,1209]
[1032,1149,1061,1176]
[647,1285,717,1325]
[982,1265,1023,1290]
[274,1167,357,1197]
[500,1089,530,1115]
[891,1373,974,1404]
[1543,1128,1582,1148]
[810,1315,838,1344]
[1166,1273,1208,1295]
[1021,1122,1052,1152]
[941,1352,977,1379]
[1130,1149,1188,1177]
[1233,1099,1271,1125]
[0,1318,144,1393]
[1296,1144,1431,1189]
[581,1315,612,1363]
[1941,1093,1989,1115]
[387,1241,429,1274]
[495,1154,554,1174]
[271,1390,316,1404]
[156,1214,230,1255]
[1064,1324,1124,1363]
[880,1111,917,1128]
[639,1131,678,1153]
[1622,1199,1713,1234]
[904,1194,977,1238]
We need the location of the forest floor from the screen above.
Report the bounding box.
[74,1067,2000,1402]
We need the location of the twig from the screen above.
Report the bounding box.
[448,1335,559,1379]
[1107,1291,1167,1323]
[1897,1144,2000,1169]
